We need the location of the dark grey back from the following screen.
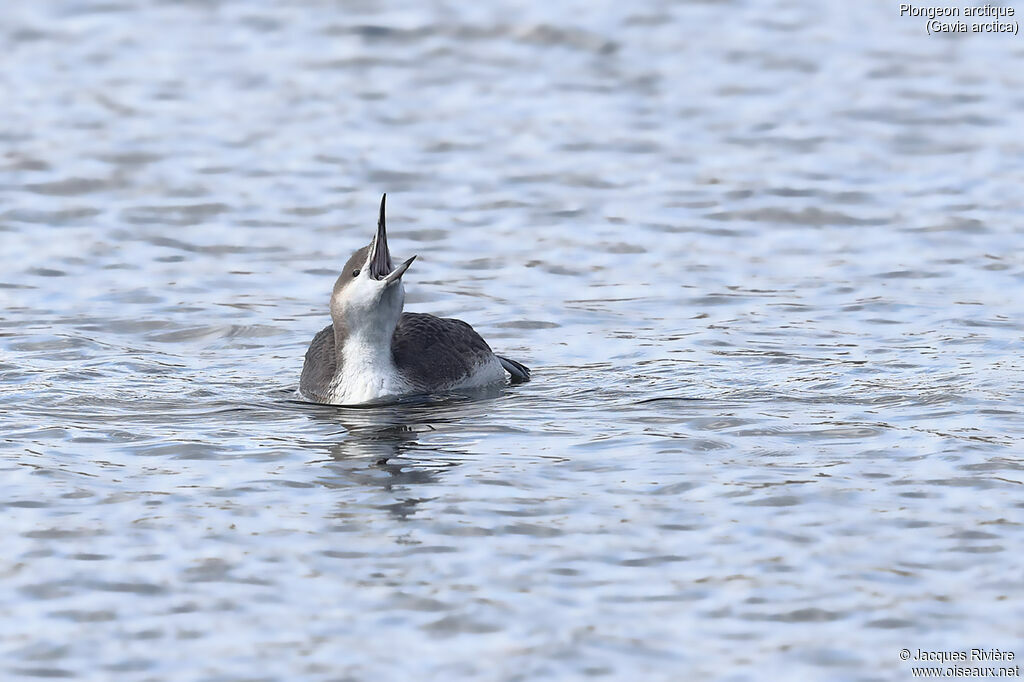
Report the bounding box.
[299,325,336,402]
[391,312,495,390]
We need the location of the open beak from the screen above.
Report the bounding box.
[369,194,394,280]
[370,193,417,286]
[384,255,416,286]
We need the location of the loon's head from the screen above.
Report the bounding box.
[329,194,416,335]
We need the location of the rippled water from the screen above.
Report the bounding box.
[3,1,1024,680]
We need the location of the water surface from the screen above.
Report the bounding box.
[2,1,1024,680]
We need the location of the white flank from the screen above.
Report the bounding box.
[456,356,507,388]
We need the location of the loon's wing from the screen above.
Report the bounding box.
[392,312,498,390]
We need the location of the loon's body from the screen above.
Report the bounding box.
[299,195,530,405]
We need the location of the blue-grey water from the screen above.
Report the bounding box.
[2,1,1023,680]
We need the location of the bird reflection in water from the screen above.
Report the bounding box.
[300,389,504,520]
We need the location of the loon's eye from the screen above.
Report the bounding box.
[352,269,360,277]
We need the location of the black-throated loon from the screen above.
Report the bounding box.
[299,194,530,405]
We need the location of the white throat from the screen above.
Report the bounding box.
[326,297,408,404]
